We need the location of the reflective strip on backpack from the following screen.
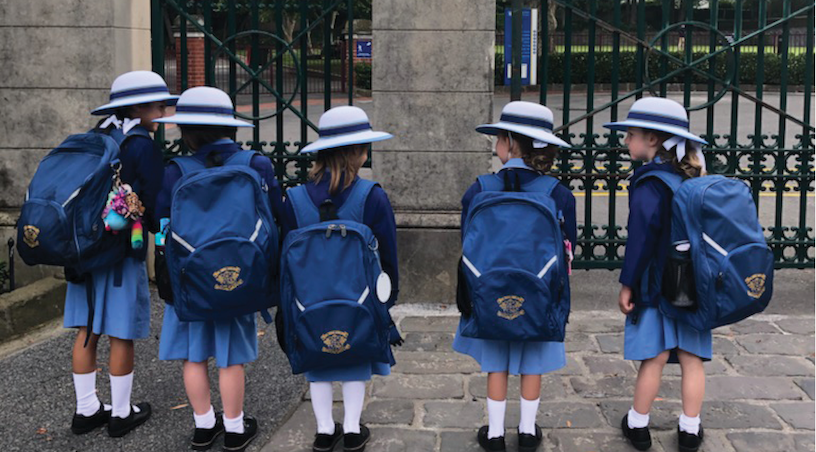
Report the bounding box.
[62,188,81,207]
[249,218,262,242]
[702,233,728,257]
[357,287,370,305]
[462,255,482,278]
[295,298,306,312]
[537,255,558,279]
[172,232,196,253]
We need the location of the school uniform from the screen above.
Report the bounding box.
[452,158,577,375]
[621,158,712,364]
[280,171,399,382]
[63,125,164,340]
[156,138,284,368]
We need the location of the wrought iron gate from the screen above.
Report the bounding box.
[150,0,358,188]
[505,0,814,269]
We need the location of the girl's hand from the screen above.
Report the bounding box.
[618,285,634,315]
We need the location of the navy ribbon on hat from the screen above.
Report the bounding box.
[626,112,689,129]
[500,114,553,132]
[175,105,235,116]
[319,122,372,138]
[109,85,171,101]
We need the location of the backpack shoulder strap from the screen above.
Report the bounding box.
[522,174,560,196]
[287,185,320,228]
[337,179,378,223]
[171,156,206,177]
[634,171,683,193]
[476,174,503,192]
[224,150,258,167]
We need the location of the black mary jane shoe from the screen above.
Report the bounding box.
[678,425,704,452]
[223,416,258,452]
[107,402,152,438]
[477,425,507,452]
[342,424,371,452]
[191,413,225,451]
[518,424,543,452]
[621,414,652,451]
[71,404,111,435]
[313,422,343,452]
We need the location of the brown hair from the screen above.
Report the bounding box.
[308,144,368,194]
[500,131,558,173]
[179,125,237,151]
[643,129,706,179]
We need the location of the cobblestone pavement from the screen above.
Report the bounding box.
[262,306,815,452]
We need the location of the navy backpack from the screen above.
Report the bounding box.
[279,179,392,375]
[458,171,570,342]
[636,172,774,331]
[17,127,140,274]
[166,151,278,322]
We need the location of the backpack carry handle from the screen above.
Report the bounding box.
[319,199,340,222]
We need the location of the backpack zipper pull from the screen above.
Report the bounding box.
[326,224,336,238]
[340,224,347,237]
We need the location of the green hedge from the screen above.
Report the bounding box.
[496,51,810,86]
[354,62,372,90]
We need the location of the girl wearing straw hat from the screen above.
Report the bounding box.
[65,70,175,438]
[279,105,400,452]
[154,86,283,452]
[452,101,577,452]
[603,97,709,452]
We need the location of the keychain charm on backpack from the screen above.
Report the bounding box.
[101,164,145,249]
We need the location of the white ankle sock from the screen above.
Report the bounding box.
[628,407,650,429]
[194,406,216,430]
[342,381,366,434]
[310,382,335,435]
[486,398,506,439]
[224,412,245,434]
[679,413,701,435]
[110,373,136,419]
[518,397,540,435]
[73,371,102,416]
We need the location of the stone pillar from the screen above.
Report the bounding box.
[371,1,495,303]
[0,0,151,287]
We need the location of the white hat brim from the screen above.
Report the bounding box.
[92,93,179,116]
[300,130,393,154]
[603,120,707,145]
[476,122,571,148]
[154,113,254,128]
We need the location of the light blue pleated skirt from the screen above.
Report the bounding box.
[63,257,150,340]
[624,307,713,363]
[452,317,566,375]
[158,304,258,368]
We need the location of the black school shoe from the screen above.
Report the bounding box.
[313,422,343,452]
[518,424,543,452]
[477,425,507,452]
[343,424,370,452]
[678,425,704,452]
[223,416,258,452]
[71,404,111,435]
[108,402,152,438]
[191,413,225,451]
[621,414,652,451]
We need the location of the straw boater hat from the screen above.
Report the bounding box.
[153,86,253,128]
[476,101,570,148]
[300,106,392,154]
[92,71,178,116]
[603,97,707,170]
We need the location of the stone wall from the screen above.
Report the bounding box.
[372,0,496,303]
[0,0,151,287]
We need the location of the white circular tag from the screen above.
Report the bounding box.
[376,272,391,303]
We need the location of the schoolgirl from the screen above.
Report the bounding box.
[154,86,283,451]
[452,101,577,452]
[279,106,400,452]
[603,97,710,452]
[65,70,174,437]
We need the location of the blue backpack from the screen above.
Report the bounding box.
[636,172,774,331]
[17,127,143,274]
[279,179,392,375]
[458,171,570,342]
[166,151,278,322]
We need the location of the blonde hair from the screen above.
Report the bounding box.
[645,129,706,179]
[308,144,368,194]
